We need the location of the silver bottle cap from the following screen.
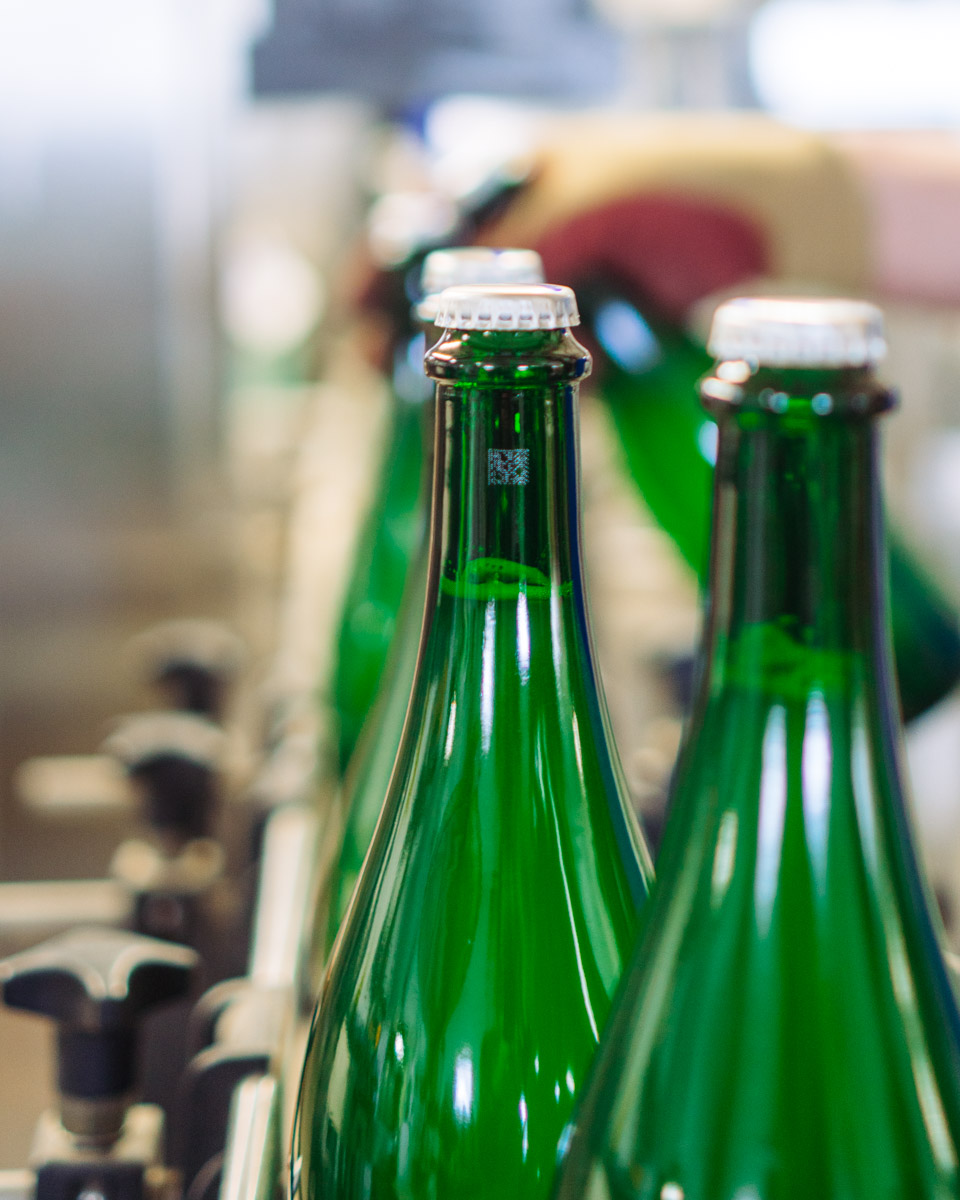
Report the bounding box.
[434,283,579,331]
[708,296,886,368]
[418,248,545,321]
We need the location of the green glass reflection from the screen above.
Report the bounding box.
[586,290,960,721]
[328,334,429,775]
[294,323,651,1200]
[553,362,960,1200]
[314,543,426,976]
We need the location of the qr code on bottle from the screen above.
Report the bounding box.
[488,448,530,485]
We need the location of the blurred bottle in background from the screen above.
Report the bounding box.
[575,278,960,724]
[311,247,546,984]
[325,173,534,777]
[325,202,440,778]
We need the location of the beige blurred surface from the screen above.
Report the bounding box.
[489,112,872,295]
[0,1014,54,1165]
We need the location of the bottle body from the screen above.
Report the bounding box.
[584,288,960,721]
[316,541,426,967]
[294,317,650,1200]
[329,337,429,774]
[554,351,960,1200]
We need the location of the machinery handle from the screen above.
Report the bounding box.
[0,926,197,1100]
[104,711,224,841]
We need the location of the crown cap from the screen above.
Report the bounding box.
[708,297,886,368]
[434,283,579,331]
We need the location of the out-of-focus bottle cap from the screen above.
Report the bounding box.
[434,283,579,330]
[708,296,886,368]
[418,248,544,321]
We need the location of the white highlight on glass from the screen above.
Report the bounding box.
[755,705,787,934]
[851,698,879,873]
[571,713,584,775]
[802,691,832,885]
[698,420,719,466]
[444,699,457,764]
[453,1049,475,1124]
[481,600,496,754]
[711,809,739,908]
[516,591,531,683]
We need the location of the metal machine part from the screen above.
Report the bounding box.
[0,928,197,1143]
[1,715,234,958]
[103,713,237,960]
[178,804,318,1200]
[105,713,225,850]
[14,756,134,818]
[0,929,198,1200]
[0,1113,180,1200]
[0,882,133,954]
[31,1105,179,1200]
[129,621,246,724]
[218,1077,281,1200]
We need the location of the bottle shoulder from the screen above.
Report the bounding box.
[701,361,896,420]
[302,588,647,1041]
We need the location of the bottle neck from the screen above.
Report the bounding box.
[697,368,898,716]
[417,327,650,902]
[425,328,590,600]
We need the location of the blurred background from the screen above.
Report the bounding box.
[3,0,960,1167]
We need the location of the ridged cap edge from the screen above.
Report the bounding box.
[434,283,579,330]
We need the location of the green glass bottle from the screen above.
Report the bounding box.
[327,298,430,775]
[580,285,960,721]
[552,296,960,1200]
[319,249,547,965]
[293,284,652,1200]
